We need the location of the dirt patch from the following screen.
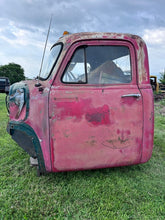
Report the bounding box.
[154,93,165,101]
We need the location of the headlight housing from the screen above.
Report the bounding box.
[7,82,29,121]
[10,88,25,118]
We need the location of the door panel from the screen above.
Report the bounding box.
[49,86,143,171]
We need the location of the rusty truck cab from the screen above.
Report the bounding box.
[7,32,154,175]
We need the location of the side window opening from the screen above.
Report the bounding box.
[62,45,132,84]
[62,48,87,83]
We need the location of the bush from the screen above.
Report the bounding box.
[160,71,165,85]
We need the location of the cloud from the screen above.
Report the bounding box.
[1,0,164,33]
[0,0,165,77]
[142,28,165,75]
[143,28,165,45]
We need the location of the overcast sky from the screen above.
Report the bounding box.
[0,0,165,79]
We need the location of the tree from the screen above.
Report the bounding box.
[160,69,165,85]
[0,63,25,84]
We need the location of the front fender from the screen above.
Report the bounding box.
[7,121,46,174]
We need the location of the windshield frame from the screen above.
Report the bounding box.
[39,42,63,81]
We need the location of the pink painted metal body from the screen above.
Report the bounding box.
[7,32,154,174]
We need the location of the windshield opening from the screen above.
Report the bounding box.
[40,43,62,80]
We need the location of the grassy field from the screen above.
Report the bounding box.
[0,93,165,220]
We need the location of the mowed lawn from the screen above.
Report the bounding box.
[0,93,165,220]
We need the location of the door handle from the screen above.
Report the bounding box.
[121,93,141,98]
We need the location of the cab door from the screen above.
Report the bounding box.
[49,40,143,172]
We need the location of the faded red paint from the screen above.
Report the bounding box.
[53,98,110,126]
[53,98,91,122]
[7,32,154,174]
[85,105,110,126]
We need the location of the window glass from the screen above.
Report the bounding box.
[0,79,6,82]
[62,45,132,84]
[40,44,62,79]
[62,48,86,83]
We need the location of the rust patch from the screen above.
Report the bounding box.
[85,105,110,126]
[64,130,70,138]
[85,139,97,146]
[102,129,131,149]
[118,137,129,143]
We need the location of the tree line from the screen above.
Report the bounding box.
[160,70,165,85]
[0,63,25,84]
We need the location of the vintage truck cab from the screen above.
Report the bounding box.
[7,32,154,175]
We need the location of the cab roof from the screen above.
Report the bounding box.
[57,32,143,47]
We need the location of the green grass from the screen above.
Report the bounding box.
[0,93,165,220]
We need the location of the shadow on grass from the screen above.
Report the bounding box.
[36,159,150,184]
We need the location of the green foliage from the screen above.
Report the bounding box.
[153,90,161,95]
[160,70,165,85]
[0,93,165,219]
[0,63,25,84]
